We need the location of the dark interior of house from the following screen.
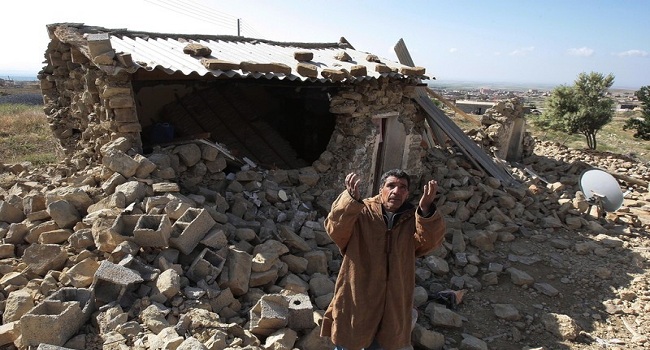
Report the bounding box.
[137,80,337,170]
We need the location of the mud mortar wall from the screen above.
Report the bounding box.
[40,38,142,169]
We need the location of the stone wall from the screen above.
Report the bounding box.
[39,39,142,170]
[466,97,536,161]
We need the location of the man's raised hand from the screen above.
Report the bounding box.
[345,172,361,201]
[419,179,438,213]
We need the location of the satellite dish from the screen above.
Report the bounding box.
[579,168,624,212]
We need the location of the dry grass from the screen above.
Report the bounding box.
[448,108,650,163]
[528,112,650,162]
[0,104,63,165]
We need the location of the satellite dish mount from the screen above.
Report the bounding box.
[579,168,624,218]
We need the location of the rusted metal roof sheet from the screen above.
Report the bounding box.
[48,23,429,83]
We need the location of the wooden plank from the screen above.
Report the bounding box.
[415,92,518,186]
[425,88,481,127]
[393,38,517,186]
[394,38,449,146]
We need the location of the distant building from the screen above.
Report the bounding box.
[617,103,639,111]
[454,100,496,115]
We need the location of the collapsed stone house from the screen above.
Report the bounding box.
[40,23,440,200]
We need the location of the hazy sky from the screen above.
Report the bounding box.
[2,0,648,89]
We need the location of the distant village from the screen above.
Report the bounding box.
[429,83,641,116]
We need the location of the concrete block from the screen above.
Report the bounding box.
[169,208,216,255]
[286,292,315,330]
[37,344,78,350]
[47,287,95,318]
[119,255,160,281]
[133,214,172,247]
[20,300,86,347]
[92,260,143,304]
[187,248,225,284]
[250,294,289,336]
[109,214,139,242]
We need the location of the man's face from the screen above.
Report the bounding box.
[380,176,410,212]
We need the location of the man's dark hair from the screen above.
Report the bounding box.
[380,169,411,188]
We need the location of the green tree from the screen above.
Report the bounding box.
[541,72,615,149]
[623,86,650,140]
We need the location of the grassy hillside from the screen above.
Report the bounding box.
[0,104,62,165]
[449,110,650,163]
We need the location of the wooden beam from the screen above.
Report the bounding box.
[394,38,518,186]
[425,88,481,127]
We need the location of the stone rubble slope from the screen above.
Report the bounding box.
[0,136,649,350]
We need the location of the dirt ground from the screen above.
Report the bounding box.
[439,224,649,350]
[416,143,650,350]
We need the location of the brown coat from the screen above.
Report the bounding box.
[320,190,446,350]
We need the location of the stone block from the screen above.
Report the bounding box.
[133,214,172,248]
[304,250,328,275]
[201,58,240,70]
[47,200,81,229]
[87,33,112,57]
[101,172,127,195]
[296,63,318,78]
[108,96,134,109]
[134,154,157,178]
[321,68,347,82]
[0,244,15,259]
[0,201,25,223]
[399,66,426,76]
[100,136,132,154]
[349,65,367,77]
[169,208,216,255]
[187,248,225,284]
[294,51,313,61]
[44,186,93,214]
[23,244,68,276]
[153,182,181,194]
[117,122,142,133]
[0,321,18,347]
[38,229,73,244]
[113,108,138,123]
[373,63,394,74]
[23,193,46,215]
[92,260,143,304]
[183,43,212,56]
[249,268,279,287]
[115,180,147,204]
[20,298,88,347]
[155,269,181,300]
[5,223,29,244]
[103,149,139,178]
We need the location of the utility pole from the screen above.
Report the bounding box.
[237,19,241,36]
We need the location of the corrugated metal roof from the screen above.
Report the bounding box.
[49,23,428,83]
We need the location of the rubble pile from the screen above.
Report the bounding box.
[1,135,649,349]
[465,98,536,160]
